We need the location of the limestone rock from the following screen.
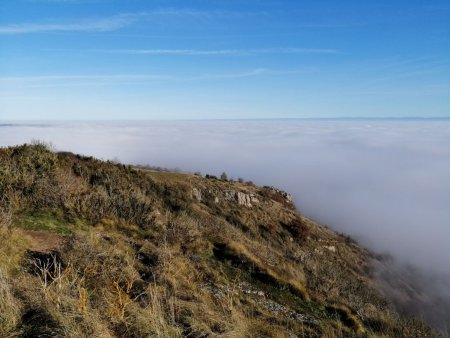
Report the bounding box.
[192,188,202,201]
[224,190,260,207]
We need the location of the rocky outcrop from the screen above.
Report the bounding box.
[191,188,202,201]
[224,190,259,207]
[264,186,293,203]
[193,187,260,207]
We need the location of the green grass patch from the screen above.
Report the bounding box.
[15,208,86,235]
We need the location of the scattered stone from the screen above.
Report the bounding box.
[263,186,293,203]
[250,195,260,204]
[201,284,225,299]
[292,250,311,263]
[356,303,378,320]
[238,282,266,297]
[324,245,337,253]
[201,283,238,299]
[256,298,316,323]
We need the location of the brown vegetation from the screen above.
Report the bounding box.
[0,144,436,337]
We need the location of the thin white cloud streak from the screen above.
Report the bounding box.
[0,74,171,89]
[0,14,139,34]
[144,9,214,17]
[0,10,214,34]
[189,68,309,80]
[0,74,172,82]
[347,56,450,86]
[96,47,339,56]
[27,0,85,3]
[368,62,450,85]
[0,68,305,88]
[349,84,450,96]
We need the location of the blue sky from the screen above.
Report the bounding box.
[0,0,449,120]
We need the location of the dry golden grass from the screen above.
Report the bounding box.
[223,240,310,302]
[0,229,32,275]
[0,144,438,338]
[126,284,181,337]
[0,269,22,337]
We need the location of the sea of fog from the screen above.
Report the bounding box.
[1,119,450,328]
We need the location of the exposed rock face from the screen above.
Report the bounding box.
[192,185,260,207]
[191,188,202,201]
[236,192,252,207]
[224,190,259,207]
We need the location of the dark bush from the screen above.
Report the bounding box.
[220,172,228,181]
[281,217,309,243]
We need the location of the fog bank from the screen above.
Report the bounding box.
[1,120,449,328]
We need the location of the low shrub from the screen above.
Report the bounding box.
[281,217,310,243]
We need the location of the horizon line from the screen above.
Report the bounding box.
[1,116,450,123]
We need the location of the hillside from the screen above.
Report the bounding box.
[0,143,435,338]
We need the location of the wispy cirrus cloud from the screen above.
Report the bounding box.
[192,68,310,80]
[95,47,339,56]
[0,74,171,88]
[0,14,140,34]
[0,74,170,82]
[0,68,303,88]
[27,0,82,3]
[0,10,213,34]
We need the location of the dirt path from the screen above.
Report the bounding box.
[21,230,64,252]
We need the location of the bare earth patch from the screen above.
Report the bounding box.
[21,230,64,253]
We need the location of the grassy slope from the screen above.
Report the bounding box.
[0,144,435,338]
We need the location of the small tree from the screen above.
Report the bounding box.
[220,172,228,181]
